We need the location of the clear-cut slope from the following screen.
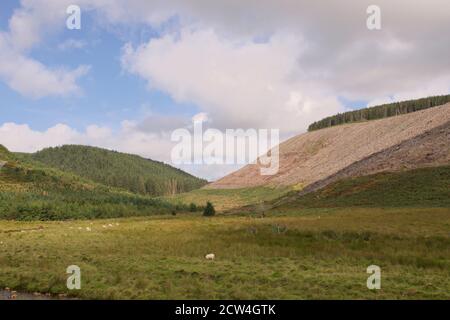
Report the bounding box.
[208,103,450,189]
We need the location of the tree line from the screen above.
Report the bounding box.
[308,94,450,131]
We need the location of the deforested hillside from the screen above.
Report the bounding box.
[26,145,207,196]
[296,120,450,195]
[208,102,450,189]
[0,145,186,220]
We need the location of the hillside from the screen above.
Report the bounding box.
[296,120,450,195]
[0,144,13,162]
[208,102,450,189]
[272,165,450,210]
[0,145,189,220]
[24,145,207,196]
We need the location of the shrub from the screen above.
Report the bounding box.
[189,202,197,212]
[203,202,215,217]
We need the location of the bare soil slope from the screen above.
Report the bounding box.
[208,103,450,189]
[297,121,450,195]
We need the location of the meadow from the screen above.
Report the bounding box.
[164,186,290,211]
[1,207,449,299]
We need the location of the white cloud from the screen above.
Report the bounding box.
[118,0,450,133]
[4,0,450,108]
[0,121,174,166]
[0,1,90,98]
[122,28,343,134]
[0,123,80,152]
[0,38,90,98]
[0,120,260,180]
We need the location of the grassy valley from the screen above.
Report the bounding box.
[1,99,449,300]
[1,207,448,299]
[1,163,449,299]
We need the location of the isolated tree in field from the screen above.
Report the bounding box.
[203,202,215,216]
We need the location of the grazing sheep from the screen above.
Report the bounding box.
[108,223,113,227]
[205,253,215,260]
[86,227,91,232]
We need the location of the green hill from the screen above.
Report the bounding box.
[24,145,207,196]
[274,165,450,209]
[308,94,450,131]
[0,145,193,220]
[0,144,13,161]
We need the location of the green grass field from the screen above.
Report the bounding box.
[1,207,449,299]
[163,186,291,212]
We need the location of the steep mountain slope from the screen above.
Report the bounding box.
[297,120,450,195]
[0,145,185,220]
[209,102,450,189]
[25,145,207,196]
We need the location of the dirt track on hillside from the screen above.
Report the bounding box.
[208,103,450,189]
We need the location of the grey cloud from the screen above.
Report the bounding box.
[134,114,192,133]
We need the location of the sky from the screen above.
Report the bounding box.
[0,0,449,180]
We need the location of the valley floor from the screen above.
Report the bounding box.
[1,207,449,299]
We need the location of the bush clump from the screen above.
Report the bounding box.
[203,202,215,217]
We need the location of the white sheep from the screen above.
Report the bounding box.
[205,253,215,260]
